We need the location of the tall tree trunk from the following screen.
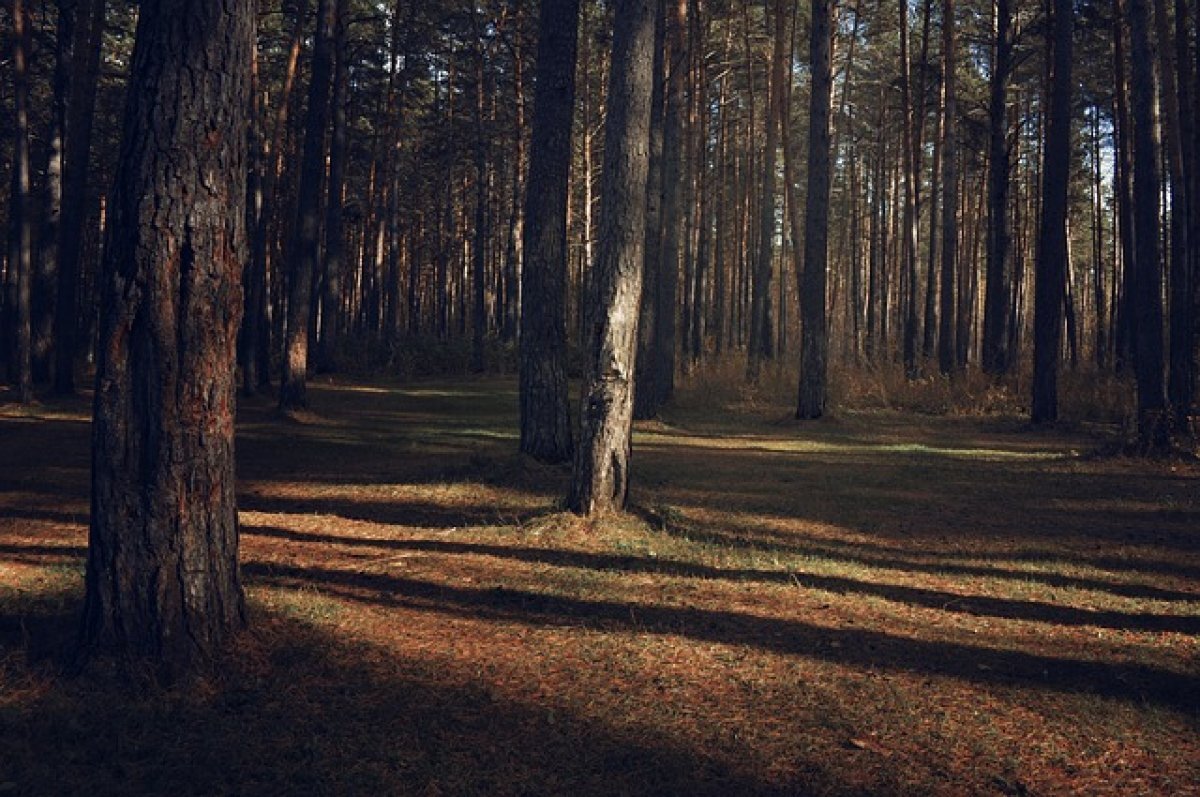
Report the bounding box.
[634,0,666,421]
[6,0,33,403]
[1126,0,1169,448]
[982,0,1012,376]
[81,0,253,668]
[318,0,350,374]
[34,0,78,383]
[280,0,336,411]
[52,0,105,394]
[1112,2,1137,374]
[1152,0,1194,427]
[899,0,920,377]
[518,0,580,463]
[650,0,687,406]
[1031,0,1073,423]
[797,0,833,419]
[748,0,784,380]
[472,40,489,374]
[937,0,958,375]
[569,0,656,515]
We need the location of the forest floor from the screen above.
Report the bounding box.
[1,375,1198,796]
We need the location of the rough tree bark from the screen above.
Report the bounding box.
[81,0,253,668]
[318,0,350,374]
[280,0,336,411]
[797,0,833,419]
[1031,0,1073,423]
[518,0,580,463]
[568,0,656,515]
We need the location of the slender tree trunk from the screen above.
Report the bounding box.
[569,0,656,515]
[280,0,336,411]
[748,0,784,380]
[318,0,350,374]
[982,0,1012,376]
[650,0,687,405]
[6,0,33,403]
[1126,0,1169,448]
[1152,0,1194,427]
[937,0,958,375]
[472,42,489,374]
[81,0,253,669]
[52,0,105,394]
[634,0,666,421]
[797,0,833,419]
[518,0,580,462]
[1031,0,1073,423]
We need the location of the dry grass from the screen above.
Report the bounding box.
[1,375,1197,796]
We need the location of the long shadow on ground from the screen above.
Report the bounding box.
[0,594,809,797]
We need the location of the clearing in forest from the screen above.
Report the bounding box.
[1,377,1198,796]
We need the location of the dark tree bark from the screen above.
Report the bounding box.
[34,0,78,383]
[471,37,489,374]
[81,0,253,668]
[748,0,783,381]
[1152,0,1194,428]
[1126,0,1169,447]
[796,0,833,419]
[280,0,336,411]
[634,0,666,421]
[568,0,656,515]
[1031,0,1073,424]
[648,0,687,407]
[899,0,919,378]
[937,0,958,376]
[318,0,350,374]
[982,0,1012,376]
[518,0,580,463]
[7,0,34,403]
[53,0,105,395]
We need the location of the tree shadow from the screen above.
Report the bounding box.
[0,593,812,797]
[240,526,1200,635]
[245,561,1200,718]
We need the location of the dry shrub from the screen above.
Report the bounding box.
[674,354,1136,424]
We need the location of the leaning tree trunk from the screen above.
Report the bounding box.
[1126,0,1169,448]
[518,0,581,463]
[1031,0,1073,424]
[280,0,336,411]
[796,0,832,419]
[568,0,656,515]
[81,0,253,669]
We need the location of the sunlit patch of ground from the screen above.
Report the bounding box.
[1,377,1197,796]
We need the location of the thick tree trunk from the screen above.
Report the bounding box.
[280,0,336,411]
[797,0,833,419]
[569,0,656,515]
[1031,0,1073,423]
[81,0,253,668]
[518,0,580,463]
